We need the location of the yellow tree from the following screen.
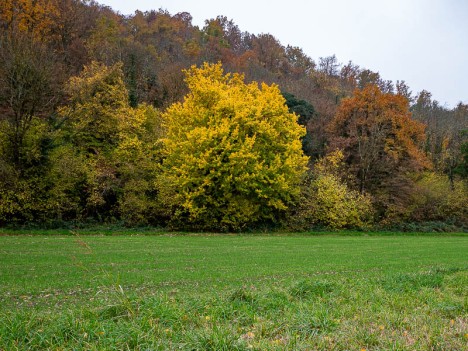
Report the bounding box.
[162,62,308,230]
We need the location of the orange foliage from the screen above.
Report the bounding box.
[0,0,60,41]
[328,85,430,194]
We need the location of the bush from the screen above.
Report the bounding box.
[409,172,467,226]
[285,150,374,230]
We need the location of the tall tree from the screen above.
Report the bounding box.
[328,85,429,218]
[0,33,58,170]
[162,62,308,230]
[51,61,148,220]
[318,55,340,76]
[412,92,468,186]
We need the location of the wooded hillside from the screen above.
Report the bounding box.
[0,0,466,230]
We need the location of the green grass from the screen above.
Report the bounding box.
[1,234,467,350]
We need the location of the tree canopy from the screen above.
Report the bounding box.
[161,62,308,230]
[328,85,429,192]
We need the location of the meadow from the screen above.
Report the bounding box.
[0,233,467,350]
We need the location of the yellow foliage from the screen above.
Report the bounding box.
[286,151,373,230]
[410,172,467,224]
[61,61,136,153]
[49,62,165,223]
[0,118,52,223]
[310,173,373,229]
[162,62,308,230]
[314,149,345,176]
[312,151,373,229]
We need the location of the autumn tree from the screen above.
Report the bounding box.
[161,62,308,230]
[412,92,468,187]
[251,34,287,77]
[410,172,467,226]
[357,69,394,93]
[0,0,59,42]
[318,55,340,76]
[124,9,197,108]
[201,16,232,62]
[285,46,315,77]
[458,130,468,178]
[340,61,360,92]
[442,103,468,188]
[395,80,413,103]
[49,62,128,220]
[0,30,64,224]
[86,11,124,65]
[0,33,59,170]
[328,85,429,219]
[50,61,162,222]
[311,151,373,229]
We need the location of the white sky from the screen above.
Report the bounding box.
[100,0,468,108]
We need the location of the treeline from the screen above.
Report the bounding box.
[0,0,466,230]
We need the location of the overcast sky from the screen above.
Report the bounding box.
[100,0,467,108]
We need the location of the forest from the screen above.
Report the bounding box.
[0,0,466,231]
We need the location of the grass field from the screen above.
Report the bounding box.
[1,233,467,350]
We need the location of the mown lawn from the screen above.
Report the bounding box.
[0,234,467,350]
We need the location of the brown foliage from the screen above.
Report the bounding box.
[328,85,430,219]
[0,0,59,41]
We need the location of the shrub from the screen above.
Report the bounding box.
[410,172,467,226]
[285,150,373,230]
